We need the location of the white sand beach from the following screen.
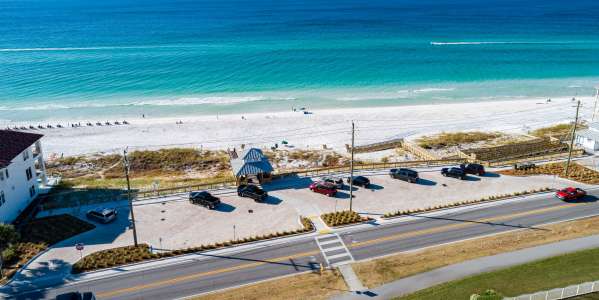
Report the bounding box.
[34,97,591,157]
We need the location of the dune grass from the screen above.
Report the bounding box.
[398,247,599,300]
[530,122,585,138]
[417,131,502,149]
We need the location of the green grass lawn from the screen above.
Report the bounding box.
[398,247,599,300]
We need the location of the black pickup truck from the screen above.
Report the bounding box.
[441,167,466,180]
[237,184,268,202]
[189,191,221,209]
[389,168,419,183]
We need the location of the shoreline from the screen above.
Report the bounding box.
[30,96,590,158]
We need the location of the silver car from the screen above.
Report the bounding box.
[86,208,118,224]
[322,177,344,189]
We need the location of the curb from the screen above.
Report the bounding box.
[382,189,555,220]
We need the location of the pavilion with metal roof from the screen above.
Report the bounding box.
[229,148,274,185]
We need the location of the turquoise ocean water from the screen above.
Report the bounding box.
[1,0,599,122]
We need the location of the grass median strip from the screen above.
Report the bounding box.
[353,213,599,289]
[397,246,599,300]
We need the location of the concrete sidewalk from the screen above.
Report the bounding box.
[332,234,599,300]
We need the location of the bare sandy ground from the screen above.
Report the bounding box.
[35,97,591,157]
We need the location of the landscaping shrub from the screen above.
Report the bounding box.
[71,215,317,274]
[501,162,599,185]
[321,211,371,227]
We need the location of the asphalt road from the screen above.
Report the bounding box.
[8,189,599,300]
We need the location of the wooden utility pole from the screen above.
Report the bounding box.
[123,148,139,247]
[565,100,581,177]
[349,121,355,212]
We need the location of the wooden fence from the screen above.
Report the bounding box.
[345,137,404,154]
[400,140,441,160]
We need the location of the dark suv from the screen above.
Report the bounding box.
[237,184,268,202]
[56,292,96,300]
[460,163,485,176]
[441,167,466,180]
[389,168,419,183]
[189,191,221,209]
[347,176,370,187]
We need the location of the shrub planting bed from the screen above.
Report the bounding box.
[500,162,599,184]
[321,211,372,227]
[72,217,315,274]
[383,188,552,219]
[20,214,96,245]
[1,214,95,282]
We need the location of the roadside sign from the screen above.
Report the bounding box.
[76,243,84,251]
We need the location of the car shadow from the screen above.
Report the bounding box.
[340,185,359,192]
[567,195,598,203]
[480,172,501,178]
[416,178,437,186]
[215,203,236,212]
[464,175,481,181]
[367,184,384,191]
[262,175,314,191]
[263,195,283,205]
[335,191,352,199]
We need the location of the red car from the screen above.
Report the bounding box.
[555,187,586,201]
[309,181,337,197]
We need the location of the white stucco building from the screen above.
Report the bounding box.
[576,122,599,153]
[0,130,47,224]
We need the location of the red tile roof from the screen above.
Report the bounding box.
[0,130,43,168]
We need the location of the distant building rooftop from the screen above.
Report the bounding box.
[0,130,43,168]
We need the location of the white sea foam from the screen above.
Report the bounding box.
[133,96,296,106]
[429,41,575,46]
[0,45,182,52]
[412,87,456,93]
[0,95,296,111]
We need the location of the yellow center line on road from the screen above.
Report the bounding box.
[96,250,320,298]
[350,204,574,249]
[97,203,579,298]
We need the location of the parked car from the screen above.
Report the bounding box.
[441,167,466,180]
[514,162,536,171]
[389,168,419,183]
[189,191,221,209]
[237,184,268,202]
[86,208,117,224]
[346,175,370,187]
[56,292,96,300]
[460,163,485,176]
[555,187,586,201]
[309,181,337,197]
[322,177,344,189]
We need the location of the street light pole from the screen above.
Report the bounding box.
[123,148,139,247]
[349,121,355,212]
[565,100,581,177]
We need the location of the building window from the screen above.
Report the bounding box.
[26,167,33,181]
[29,185,35,198]
[0,191,4,206]
[5,169,8,178]
[0,170,3,181]
[23,150,29,161]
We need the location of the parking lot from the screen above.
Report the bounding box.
[30,166,588,277]
[267,168,586,218]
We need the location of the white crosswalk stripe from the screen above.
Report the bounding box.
[314,233,354,267]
